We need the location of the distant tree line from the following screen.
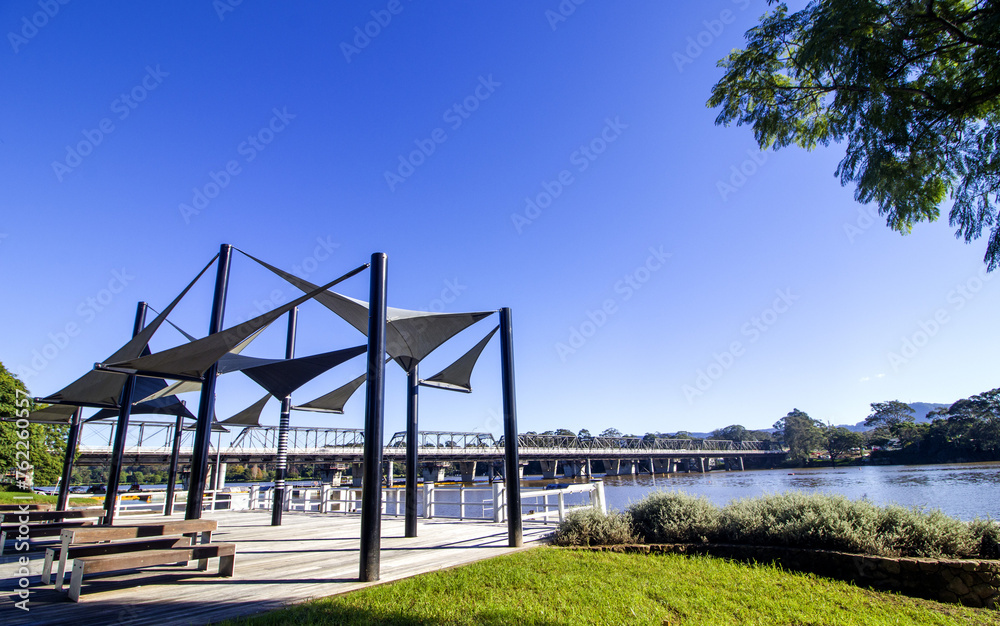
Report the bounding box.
[763,389,1000,466]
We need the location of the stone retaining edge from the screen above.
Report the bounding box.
[564,543,1000,609]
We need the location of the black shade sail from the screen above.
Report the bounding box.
[136,328,268,402]
[240,345,367,399]
[37,255,218,408]
[24,404,77,424]
[220,394,271,426]
[420,326,499,393]
[293,371,367,414]
[243,251,495,370]
[101,265,367,381]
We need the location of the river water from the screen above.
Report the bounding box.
[597,462,1000,521]
[49,462,1000,522]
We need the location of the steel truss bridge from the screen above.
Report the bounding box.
[72,421,785,470]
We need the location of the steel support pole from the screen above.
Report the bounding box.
[359,253,387,582]
[499,307,522,547]
[57,407,83,511]
[165,412,184,515]
[404,364,418,538]
[186,244,233,520]
[104,301,148,525]
[272,307,298,526]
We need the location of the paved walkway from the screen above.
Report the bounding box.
[0,511,552,625]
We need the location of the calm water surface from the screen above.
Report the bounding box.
[599,462,1000,521]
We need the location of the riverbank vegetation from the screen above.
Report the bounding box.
[221,547,1000,626]
[554,491,1000,560]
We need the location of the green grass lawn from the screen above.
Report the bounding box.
[220,547,1000,626]
[0,490,102,506]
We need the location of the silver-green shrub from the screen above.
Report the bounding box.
[718,492,884,554]
[551,508,637,546]
[626,491,719,543]
[601,490,992,558]
[969,518,1000,559]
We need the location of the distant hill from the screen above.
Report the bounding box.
[909,402,950,422]
[847,401,950,431]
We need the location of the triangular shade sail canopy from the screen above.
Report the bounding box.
[87,395,196,422]
[240,345,367,399]
[102,264,367,381]
[294,371,367,414]
[420,326,499,393]
[220,394,270,426]
[243,251,495,370]
[183,421,230,432]
[136,328,267,403]
[37,255,218,408]
[24,404,77,423]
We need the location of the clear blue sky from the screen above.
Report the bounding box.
[2,1,997,441]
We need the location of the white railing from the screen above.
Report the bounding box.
[511,482,606,524]
[246,480,605,524]
[68,489,248,517]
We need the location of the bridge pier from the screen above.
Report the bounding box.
[421,464,447,483]
[584,459,592,477]
[318,464,347,486]
[652,459,673,474]
[723,456,745,471]
[210,462,227,490]
[562,460,583,478]
[351,463,364,487]
[602,459,636,477]
[458,461,478,483]
[384,460,395,487]
[499,462,527,480]
[539,460,559,480]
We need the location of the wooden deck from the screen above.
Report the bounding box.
[0,510,553,625]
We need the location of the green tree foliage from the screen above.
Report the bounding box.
[0,361,66,486]
[922,387,1000,457]
[711,424,750,442]
[865,400,917,438]
[826,426,864,463]
[599,428,622,438]
[709,1,1000,268]
[773,409,826,462]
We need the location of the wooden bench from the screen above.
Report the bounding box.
[0,503,53,511]
[0,508,107,555]
[68,541,236,601]
[45,519,218,589]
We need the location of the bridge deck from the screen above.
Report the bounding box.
[0,511,551,626]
